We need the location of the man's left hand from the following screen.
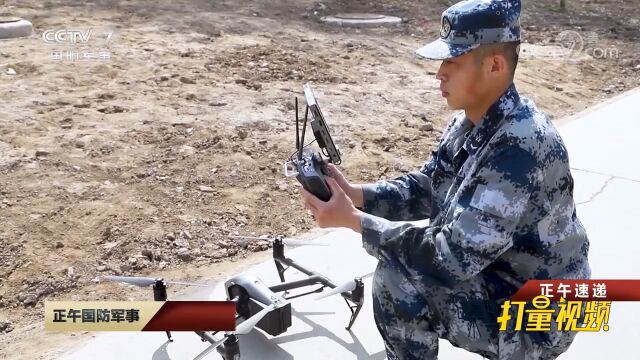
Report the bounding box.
[301,177,362,233]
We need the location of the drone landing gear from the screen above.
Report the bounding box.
[195,331,239,360]
[216,335,240,360]
[275,259,288,283]
[344,279,365,331]
[272,237,288,283]
[152,280,173,342]
[270,240,367,330]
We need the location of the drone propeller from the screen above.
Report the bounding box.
[102,275,209,287]
[314,272,374,300]
[194,336,228,360]
[236,302,278,334]
[194,302,278,360]
[229,235,329,247]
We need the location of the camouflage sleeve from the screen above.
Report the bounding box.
[360,155,436,222]
[360,144,539,286]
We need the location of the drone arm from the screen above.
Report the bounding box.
[268,274,329,293]
[273,254,337,288]
[282,285,326,301]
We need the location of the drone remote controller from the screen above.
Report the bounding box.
[296,152,331,201]
[284,84,341,202]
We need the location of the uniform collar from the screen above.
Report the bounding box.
[462,83,521,157]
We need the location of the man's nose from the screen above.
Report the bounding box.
[435,64,446,81]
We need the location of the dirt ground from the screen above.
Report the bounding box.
[0,0,638,358]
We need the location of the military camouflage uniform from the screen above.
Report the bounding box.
[360,83,590,359]
[357,1,590,358]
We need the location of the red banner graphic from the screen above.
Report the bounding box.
[142,301,236,331]
[510,280,640,301]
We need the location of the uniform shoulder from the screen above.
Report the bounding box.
[490,96,570,173]
[498,96,562,147]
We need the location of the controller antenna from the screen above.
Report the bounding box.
[299,105,309,161]
[295,97,300,157]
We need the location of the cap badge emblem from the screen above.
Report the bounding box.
[441,16,452,38]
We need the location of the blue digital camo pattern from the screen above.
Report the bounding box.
[416,0,522,60]
[360,83,591,359]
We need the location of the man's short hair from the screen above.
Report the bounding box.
[474,41,520,79]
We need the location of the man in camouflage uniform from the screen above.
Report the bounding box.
[301,0,591,359]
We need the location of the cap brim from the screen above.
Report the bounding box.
[415,39,480,60]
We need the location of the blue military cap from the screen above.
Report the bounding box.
[416,0,521,60]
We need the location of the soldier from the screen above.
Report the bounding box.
[301,0,591,359]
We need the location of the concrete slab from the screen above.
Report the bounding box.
[570,168,611,206]
[555,88,640,359]
[557,176,640,359]
[557,88,640,182]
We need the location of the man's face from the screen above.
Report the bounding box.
[435,50,487,110]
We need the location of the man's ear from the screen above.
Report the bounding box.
[490,53,508,76]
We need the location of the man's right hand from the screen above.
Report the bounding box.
[327,163,364,209]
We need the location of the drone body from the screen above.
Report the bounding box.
[225,274,292,337]
[102,235,371,360]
